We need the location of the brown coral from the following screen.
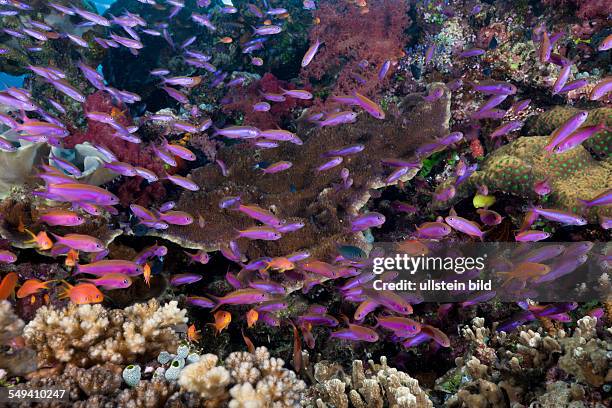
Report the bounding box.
[152,89,451,263]
[23,299,187,367]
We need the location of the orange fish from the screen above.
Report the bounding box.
[290,321,302,372]
[58,281,104,304]
[263,19,272,25]
[241,329,255,353]
[498,262,551,285]
[143,263,151,287]
[17,279,55,298]
[110,106,127,121]
[24,229,53,250]
[187,324,201,342]
[17,216,25,233]
[211,310,231,335]
[313,17,320,25]
[263,257,295,272]
[246,308,259,328]
[0,272,18,300]
[395,239,429,256]
[219,37,233,44]
[65,249,79,267]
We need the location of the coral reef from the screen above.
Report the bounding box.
[179,346,306,407]
[152,89,450,262]
[441,316,612,407]
[301,0,410,104]
[304,356,432,408]
[23,299,187,367]
[464,136,611,221]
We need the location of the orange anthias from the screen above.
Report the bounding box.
[0,272,18,300]
[187,324,201,342]
[263,257,295,273]
[58,281,104,304]
[65,249,79,267]
[211,310,231,335]
[16,279,55,298]
[246,308,259,328]
[24,229,53,250]
[143,263,151,287]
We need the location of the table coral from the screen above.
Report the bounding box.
[151,90,450,262]
[23,299,187,367]
[304,356,433,408]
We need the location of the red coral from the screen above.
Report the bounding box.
[301,0,410,106]
[64,91,167,206]
[221,73,311,129]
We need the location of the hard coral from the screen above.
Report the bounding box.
[151,90,450,263]
[178,346,305,408]
[23,299,187,367]
[443,316,612,407]
[304,356,433,408]
[459,135,611,222]
[301,0,410,103]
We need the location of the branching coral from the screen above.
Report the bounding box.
[442,316,612,407]
[23,299,187,367]
[304,356,433,408]
[178,346,306,408]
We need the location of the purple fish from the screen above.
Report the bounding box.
[0,250,17,263]
[534,255,588,283]
[459,48,485,58]
[170,273,202,286]
[554,123,608,154]
[532,207,587,225]
[515,230,550,242]
[544,111,588,152]
[186,296,215,308]
[552,64,572,95]
[558,79,588,94]
[378,60,391,81]
[330,324,379,342]
[262,161,292,174]
[471,81,517,95]
[579,188,611,208]
[490,120,523,138]
[248,280,285,295]
[445,216,484,240]
[351,212,385,232]
[423,87,444,102]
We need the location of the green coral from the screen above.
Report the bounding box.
[525,107,612,159]
[468,136,612,222]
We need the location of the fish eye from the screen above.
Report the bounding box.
[123,279,128,284]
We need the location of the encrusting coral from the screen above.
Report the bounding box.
[178,346,306,408]
[303,356,433,408]
[23,298,187,367]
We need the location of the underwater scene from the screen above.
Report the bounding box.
[0,0,611,406]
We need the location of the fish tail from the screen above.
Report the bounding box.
[22,228,37,242]
[577,199,591,207]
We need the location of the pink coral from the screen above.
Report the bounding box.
[221,73,311,129]
[301,0,410,106]
[64,91,167,206]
